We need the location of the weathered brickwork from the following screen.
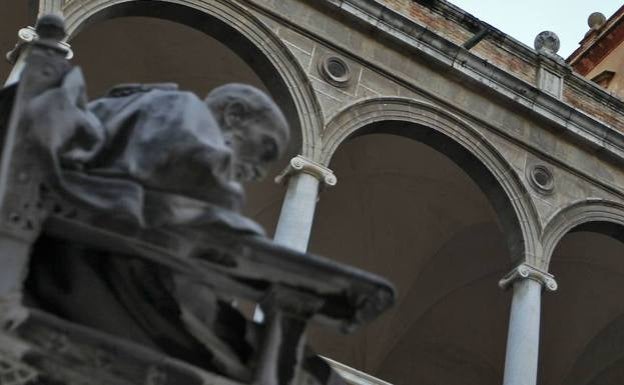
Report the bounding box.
[562,85,624,132]
[379,0,537,84]
[380,0,472,46]
[471,40,536,84]
[379,0,624,137]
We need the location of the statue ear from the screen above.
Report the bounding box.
[224,101,246,128]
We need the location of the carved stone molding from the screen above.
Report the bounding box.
[527,164,554,194]
[275,156,337,187]
[499,263,558,292]
[318,54,352,88]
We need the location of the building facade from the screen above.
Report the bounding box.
[3,1,624,385]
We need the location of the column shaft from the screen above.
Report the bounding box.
[502,278,543,385]
[273,172,320,252]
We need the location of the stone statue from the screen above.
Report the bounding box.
[25,77,295,379]
[0,14,394,385]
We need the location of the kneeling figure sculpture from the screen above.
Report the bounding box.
[0,14,395,385]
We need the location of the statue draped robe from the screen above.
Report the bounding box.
[24,69,263,379]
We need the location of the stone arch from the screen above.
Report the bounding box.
[320,97,539,264]
[61,0,322,156]
[540,199,624,385]
[541,199,624,269]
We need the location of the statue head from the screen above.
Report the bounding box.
[205,84,289,182]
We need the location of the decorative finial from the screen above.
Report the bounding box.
[35,14,67,42]
[534,31,560,55]
[588,12,607,31]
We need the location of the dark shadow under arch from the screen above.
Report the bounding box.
[340,120,525,262]
[542,221,624,385]
[568,221,624,244]
[563,311,624,385]
[68,0,303,155]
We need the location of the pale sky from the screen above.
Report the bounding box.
[450,0,622,58]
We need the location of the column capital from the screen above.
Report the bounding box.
[499,263,557,292]
[274,155,337,187]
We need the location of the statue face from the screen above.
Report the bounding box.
[225,101,288,182]
[205,84,289,182]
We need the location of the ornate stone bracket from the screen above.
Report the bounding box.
[499,263,558,292]
[274,155,337,187]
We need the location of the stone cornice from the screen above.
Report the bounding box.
[414,0,539,65]
[274,155,337,186]
[499,263,558,292]
[317,0,624,163]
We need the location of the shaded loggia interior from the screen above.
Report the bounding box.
[307,133,511,385]
[3,5,624,385]
[541,226,624,385]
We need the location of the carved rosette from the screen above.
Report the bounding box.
[275,155,337,187]
[499,263,558,292]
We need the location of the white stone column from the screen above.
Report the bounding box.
[253,156,336,323]
[499,263,557,385]
[273,155,337,252]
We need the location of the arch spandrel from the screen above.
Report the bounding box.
[60,0,323,158]
[319,97,541,265]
